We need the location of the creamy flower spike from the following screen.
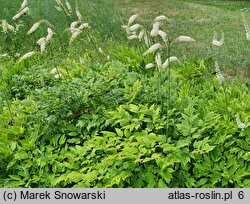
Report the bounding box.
[138,30,145,40]
[76,4,83,21]
[150,21,160,37]
[37,37,47,53]
[212,31,224,46]
[55,0,63,6]
[154,15,168,22]
[98,48,104,54]
[20,0,28,11]
[235,114,248,130]
[50,68,59,75]
[13,7,29,20]
[46,28,54,42]
[27,21,41,35]
[175,35,195,42]
[7,24,15,32]
[78,23,89,29]
[54,73,63,79]
[69,27,78,34]
[162,56,180,69]
[1,20,8,33]
[1,20,16,33]
[127,35,139,40]
[69,19,89,43]
[214,61,225,84]
[18,51,36,63]
[215,72,225,85]
[71,21,80,29]
[128,14,139,26]
[144,34,150,47]
[145,63,155,69]
[129,24,141,32]
[155,53,162,69]
[158,30,167,42]
[55,6,62,12]
[65,0,73,13]
[70,30,82,44]
[143,43,162,56]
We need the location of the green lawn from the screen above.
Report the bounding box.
[115,0,250,82]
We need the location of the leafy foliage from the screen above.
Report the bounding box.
[0,56,249,187]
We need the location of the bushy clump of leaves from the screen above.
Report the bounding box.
[0,55,249,187]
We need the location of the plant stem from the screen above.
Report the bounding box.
[37,0,41,19]
[167,38,171,134]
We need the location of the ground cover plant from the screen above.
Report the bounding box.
[0,0,249,187]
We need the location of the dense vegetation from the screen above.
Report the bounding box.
[0,0,249,187]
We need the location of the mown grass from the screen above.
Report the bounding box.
[114,0,250,82]
[188,0,250,11]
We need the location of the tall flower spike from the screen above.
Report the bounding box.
[20,0,28,11]
[78,23,89,29]
[215,61,220,72]
[69,29,82,44]
[54,73,63,79]
[50,68,60,75]
[129,24,141,32]
[127,35,139,40]
[154,15,168,22]
[46,28,54,42]
[128,14,139,26]
[175,35,195,42]
[65,0,72,13]
[7,24,15,32]
[71,21,80,29]
[235,114,248,130]
[145,63,155,69]
[138,30,145,41]
[143,43,162,56]
[215,61,225,84]
[37,37,46,53]
[1,20,15,33]
[98,48,104,54]
[158,30,167,42]
[27,21,41,35]
[150,21,160,36]
[212,31,224,46]
[162,56,180,69]
[18,51,36,63]
[55,0,63,7]
[76,3,82,21]
[13,7,29,20]
[1,20,8,33]
[144,33,150,47]
[155,53,162,69]
[55,6,62,11]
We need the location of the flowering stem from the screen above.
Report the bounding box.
[167,38,171,134]
[84,30,105,62]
